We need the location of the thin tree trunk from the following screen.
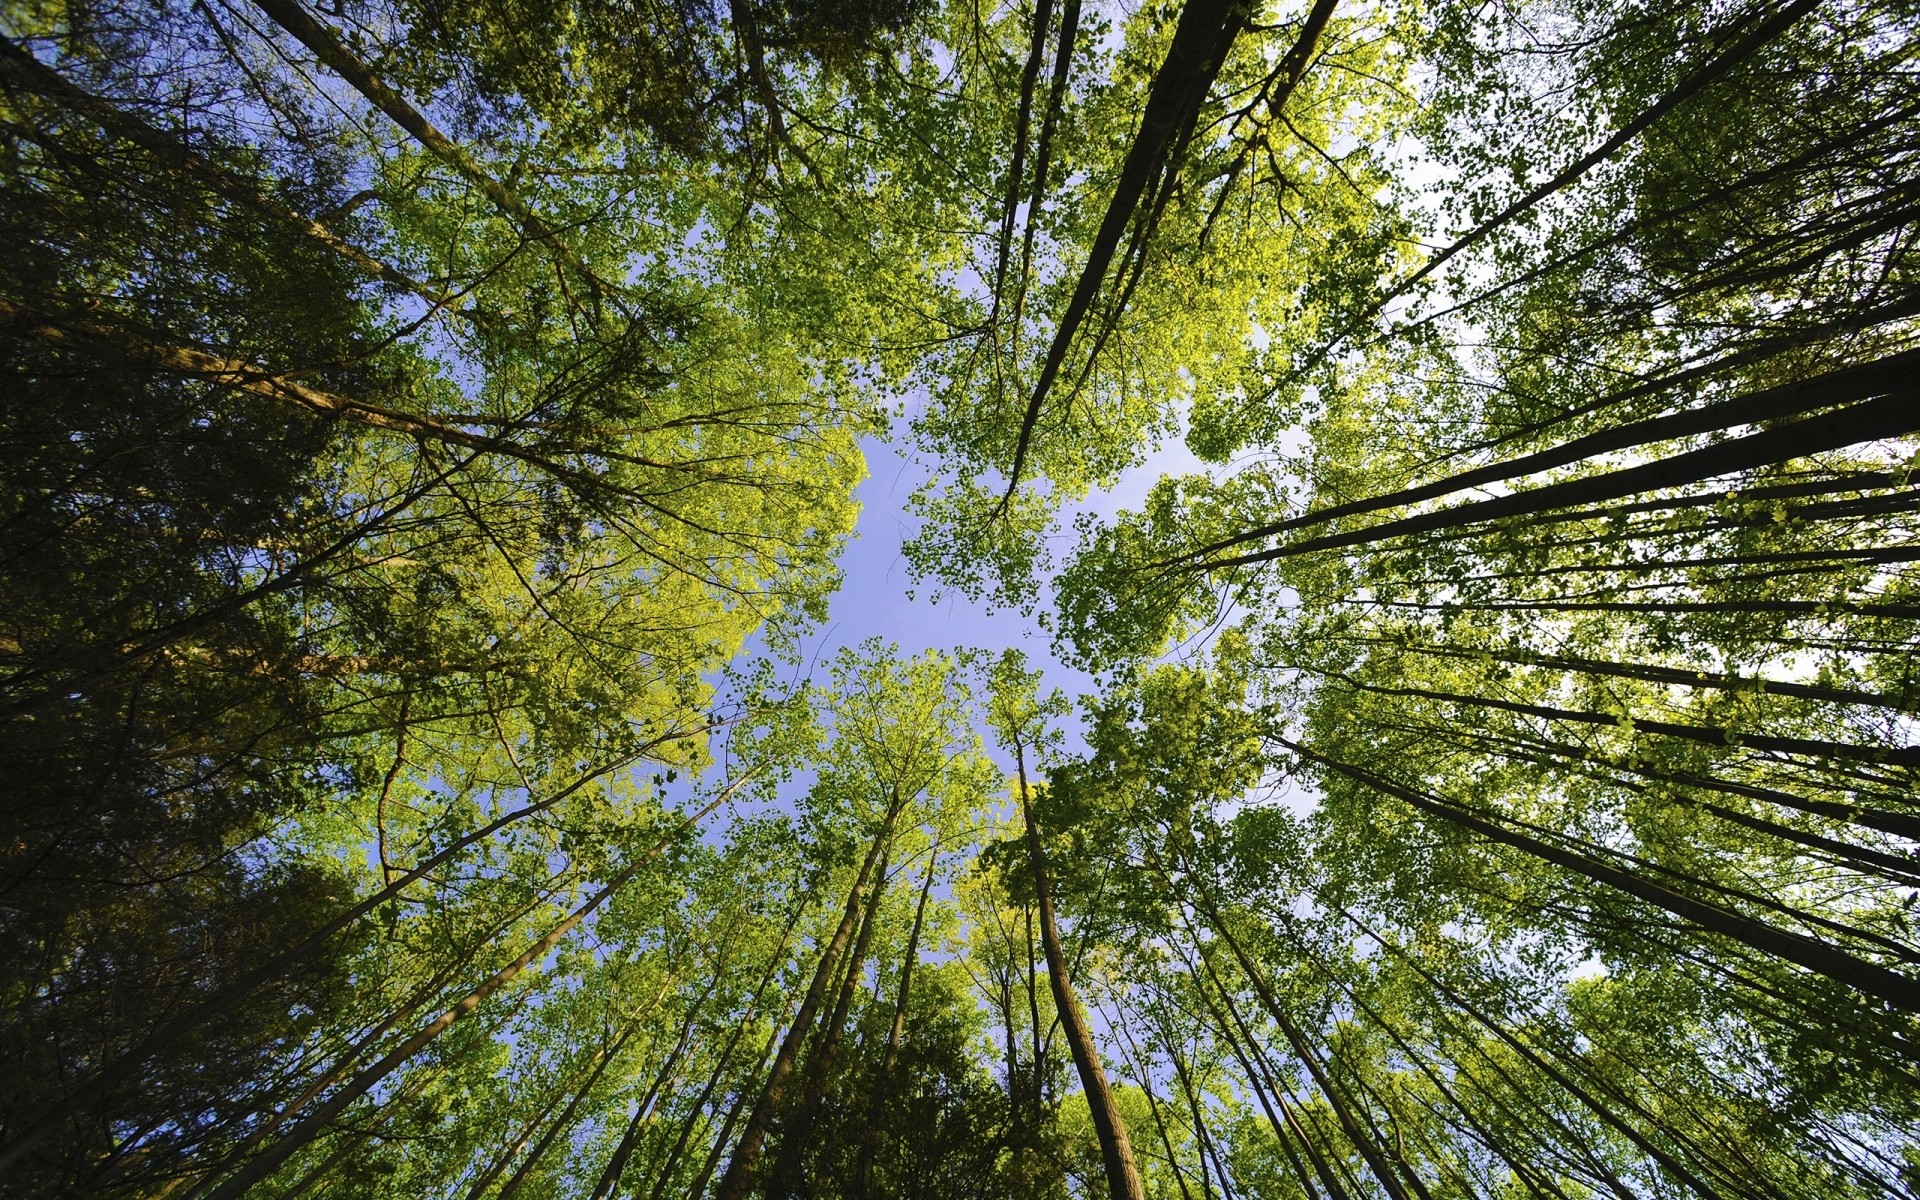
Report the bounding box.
[1434,720,1920,840]
[1111,1014,1197,1200]
[711,797,904,1200]
[1000,0,1249,500]
[1182,933,1340,1200]
[1189,345,1919,562]
[1280,0,1821,387]
[1194,380,1920,571]
[1323,675,1920,767]
[245,0,617,308]
[1353,638,1915,712]
[1015,743,1147,1200]
[195,774,752,1200]
[0,742,668,1174]
[767,840,891,1198]
[489,1029,637,1200]
[1288,739,1920,1011]
[854,846,940,1200]
[1342,908,1747,1200]
[644,890,812,1200]
[1190,893,1415,1200]
[0,37,446,304]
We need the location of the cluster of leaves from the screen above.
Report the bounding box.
[5,0,1920,1196]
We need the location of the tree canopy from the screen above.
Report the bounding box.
[2,0,1917,1196]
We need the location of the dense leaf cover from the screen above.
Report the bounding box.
[1,0,1916,1196]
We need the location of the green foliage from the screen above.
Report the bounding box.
[5,0,1918,1197]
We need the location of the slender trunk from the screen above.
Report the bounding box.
[1182,935,1339,1200]
[989,0,1056,313]
[195,775,750,1200]
[1343,909,1744,1200]
[1324,675,1920,767]
[685,971,812,1200]
[0,743,664,1174]
[1281,0,1820,387]
[1197,380,1920,571]
[768,840,891,1198]
[711,799,904,1200]
[245,0,615,306]
[1170,1046,1229,1200]
[1368,472,1919,560]
[589,980,713,1200]
[1390,543,1920,592]
[1008,0,1084,339]
[1190,893,1415,1200]
[1354,638,1915,712]
[1193,345,1919,562]
[1001,0,1249,499]
[854,847,940,1200]
[491,1030,636,1200]
[1437,720,1920,840]
[1280,925,1579,1200]
[647,893,813,1200]
[1387,597,1920,621]
[1023,901,1045,1115]
[1015,744,1146,1200]
[0,37,445,304]
[1447,731,1920,885]
[1111,1017,1197,1200]
[175,886,561,1200]
[1288,739,1920,1011]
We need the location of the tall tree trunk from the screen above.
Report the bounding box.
[0,37,445,305]
[1355,637,1914,712]
[1190,345,1919,562]
[1323,674,1920,767]
[1281,0,1821,388]
[1189,891,1416,1200]
[1195,379,1920,571]
[768,839,891,1198]
[244,0,616,307]
[1181,935,1340,1200]
[1015,744,1147,1200]
[712,796,904,1200]
[489,1029,636,1200]
[854,848,940,1200]
[1341,908,1743,1200]
[1000,0,1251,499]
[1287,739,1920,1011]
[193,775,750,1200]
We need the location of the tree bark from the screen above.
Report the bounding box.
[854,847,940,1200]
[1193,379,1920,571]
[1015,744,1147,1200]
[1287,739,1920,1012]
[711,796,903,1200]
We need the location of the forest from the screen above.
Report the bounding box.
[1,0,1916,1195]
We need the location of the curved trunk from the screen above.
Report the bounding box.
[1015,745,1146,1200]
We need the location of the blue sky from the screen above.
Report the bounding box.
[802,425,1216,707]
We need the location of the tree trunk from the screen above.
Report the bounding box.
[768,839,891,1198]
[1015,744,1147,1200]
[1198,380,1919,571]
[1001,0,1250,498]
[854,847,940,1200]
[1288,739,1920,1012]
[711,797,903,1200]
[1190,345,1918,562]
[491,1030,635,1200]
